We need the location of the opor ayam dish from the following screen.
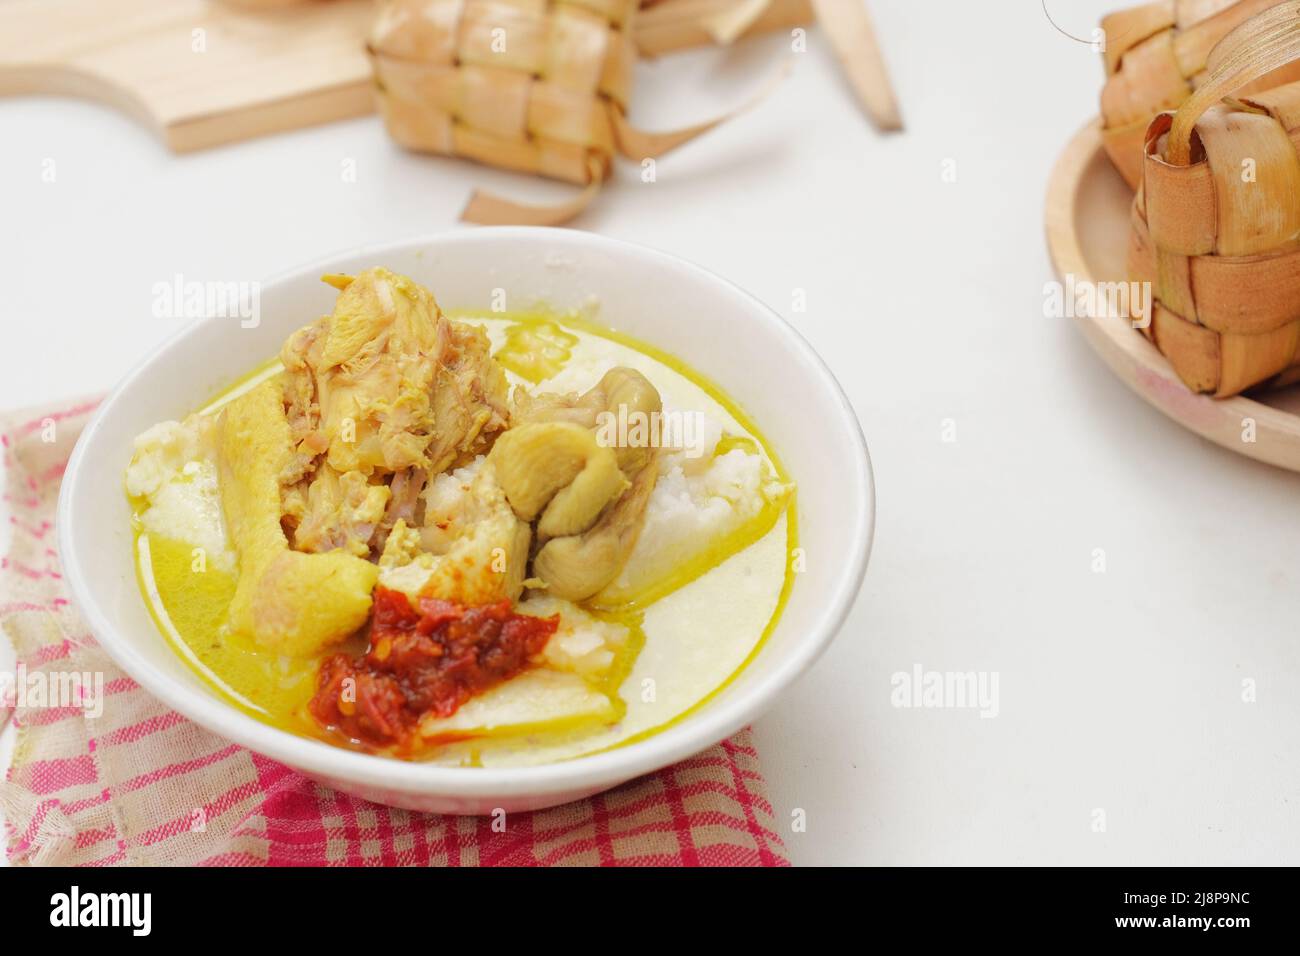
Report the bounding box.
[125,267,796,766]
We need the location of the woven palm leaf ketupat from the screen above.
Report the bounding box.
[367,0,775,224]
[367,0,795,223]
[1129,1,1300,397]
[369,0,636,189]
[1100,0,1300,188]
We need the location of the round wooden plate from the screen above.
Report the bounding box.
[1046,119,1300,472]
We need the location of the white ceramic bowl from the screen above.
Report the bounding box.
[59,228,874,814]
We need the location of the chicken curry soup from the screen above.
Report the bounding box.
[127,269,796,766]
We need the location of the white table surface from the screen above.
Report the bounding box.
[3,0,1298,867]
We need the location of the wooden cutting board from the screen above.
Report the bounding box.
[0,0,812,153]
[0,0,377,152]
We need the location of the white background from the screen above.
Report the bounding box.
[3,0,1298,866]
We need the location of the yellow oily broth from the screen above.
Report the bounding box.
[494,320,580,383]
[135,533,336,737]
[133,308,798,761]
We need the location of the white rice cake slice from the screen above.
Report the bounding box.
[418,669,617,739]
[598,447,779,605]
[126,417,237,574]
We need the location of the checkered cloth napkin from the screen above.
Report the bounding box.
[0,399,789,866]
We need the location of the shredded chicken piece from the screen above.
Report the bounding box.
[428,322,511,474]
[277,268,509,558]
[379,462,531,606]
[374,466,427,553]
[215,378,378,656]
[291,464,391,557]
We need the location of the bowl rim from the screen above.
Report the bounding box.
[58,226,875,799]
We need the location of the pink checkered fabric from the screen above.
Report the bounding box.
[0,400,789,867]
